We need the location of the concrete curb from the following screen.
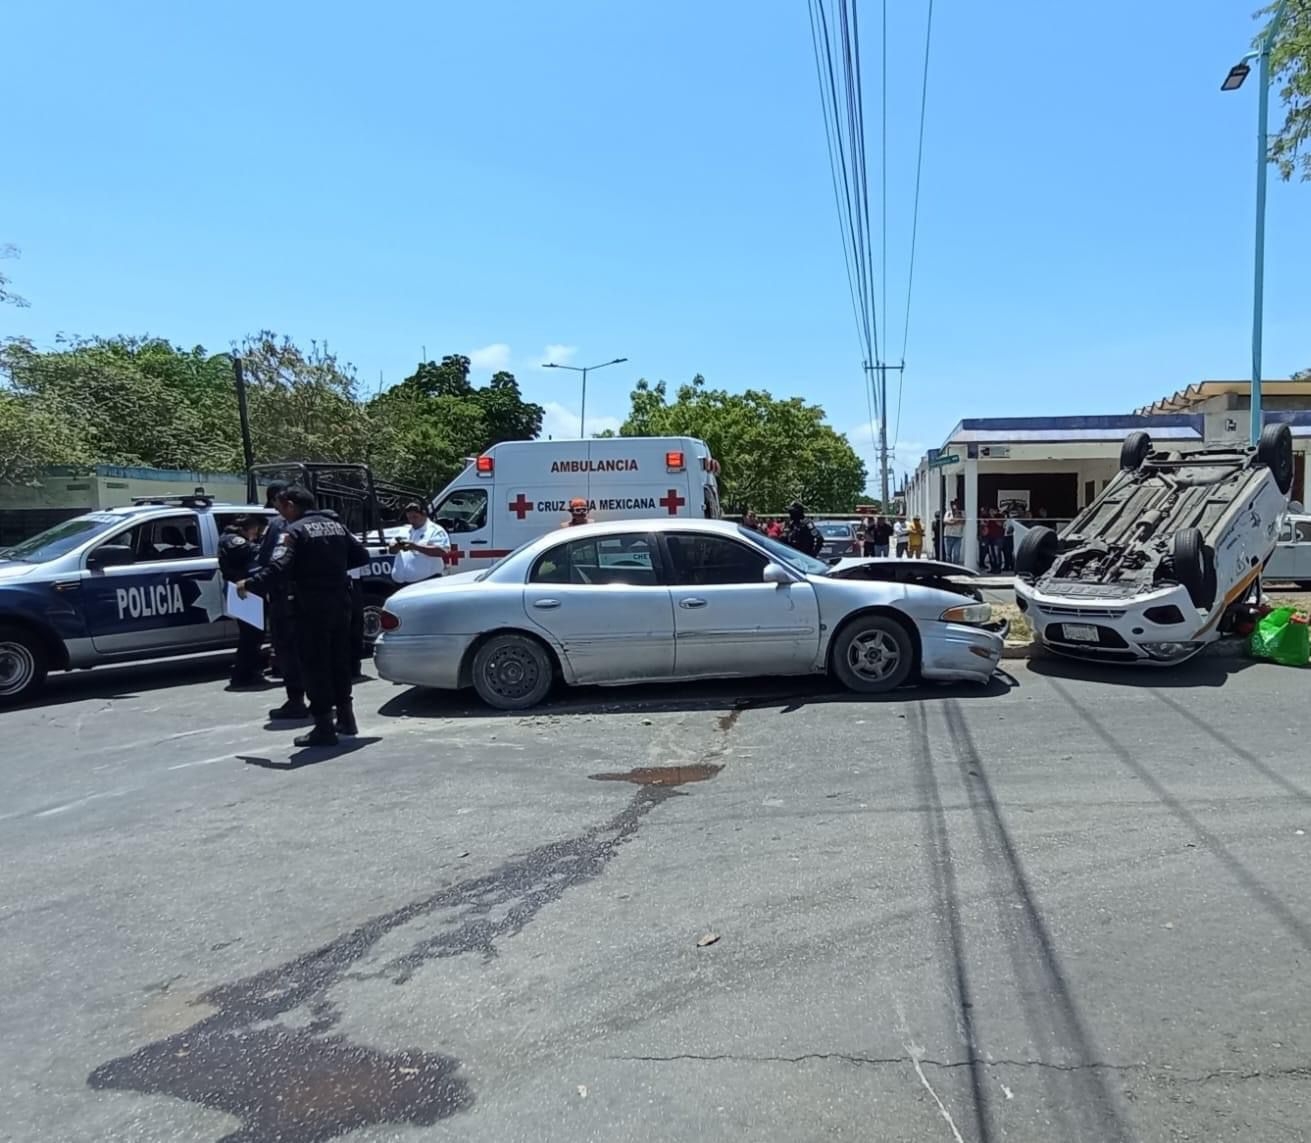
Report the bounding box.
[1000,637,1251,662]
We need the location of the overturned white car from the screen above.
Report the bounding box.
[1014,424,1294,664]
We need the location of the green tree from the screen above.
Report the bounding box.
[235,332,374,465]
[0,245,28,309]
[1261,0,1311,181]
[0,335,238,471]
[617,375,867,513]
[367,355,544,493]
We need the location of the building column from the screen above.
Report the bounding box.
[962,458,980,571]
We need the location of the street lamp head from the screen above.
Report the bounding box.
[541,362,560,369]
[1221,61,1250,91]
[609,357,629,366]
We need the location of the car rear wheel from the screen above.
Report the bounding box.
[0,624,48,705]
[1014,525,1059,579]
[830,615,915,694]
[1257,422,1295,494]
[1171,527,1217,610]
[1120,430,1152,471]
[471,633,555,710]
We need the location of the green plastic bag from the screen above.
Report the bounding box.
[1248,606,1311,667]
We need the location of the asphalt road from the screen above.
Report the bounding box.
[2,654,1310,1142]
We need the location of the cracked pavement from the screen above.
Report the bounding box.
[2,652,1310,1141]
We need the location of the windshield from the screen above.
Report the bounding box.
[0,514,123,563]
[818,522,851,537]
[742,526,830,575]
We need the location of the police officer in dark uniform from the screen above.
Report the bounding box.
[256,481,308,720]
[237,487,370,747]
[218,515,265,688]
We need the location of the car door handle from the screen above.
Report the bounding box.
[679,598,708,609]
[532,599,562,609]
[470,539,489,545]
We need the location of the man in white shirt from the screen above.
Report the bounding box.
[893,517,909,558]
[390,502,450,585]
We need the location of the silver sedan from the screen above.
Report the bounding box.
[374,519,1004,710]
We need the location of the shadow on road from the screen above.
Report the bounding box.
[241,737,382,771]
[6,653,237,710]
[377,672,1016,721]
[1026,651,1255,689]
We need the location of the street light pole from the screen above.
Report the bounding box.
[541,357,629,437]
[1222,0,1289,444]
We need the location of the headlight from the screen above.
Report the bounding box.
[940,603,992,624]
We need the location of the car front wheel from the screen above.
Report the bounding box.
[830,615,915,694]
[0,624,48,705]
[471,633,555,710]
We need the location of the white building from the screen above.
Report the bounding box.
[905,381,1311,570]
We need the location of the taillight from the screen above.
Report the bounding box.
[380,610,400,632]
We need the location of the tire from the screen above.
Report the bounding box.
[830,614,915,695]
[360,592,387,645]
[0,624,49,705]
[1257,422,1294,494]
[471,633,555,710]
[1171,527,1216,610]
[1120,430,1152,472]
[1014,525,1059,579]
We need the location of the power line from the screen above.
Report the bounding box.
[900,0,934,364]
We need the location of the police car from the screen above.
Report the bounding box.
[0,496,282,705]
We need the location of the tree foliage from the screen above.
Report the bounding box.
[0,336,544,493]
[367,354,544,493]
[1262,0,1311,181]
[1,245,29,309]
[617,375,867,513]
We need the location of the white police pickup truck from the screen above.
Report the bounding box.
[0,495,396,705]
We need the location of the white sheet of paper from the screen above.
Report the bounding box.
[225,583,265,629]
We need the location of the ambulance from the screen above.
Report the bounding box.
[426,437,722,571]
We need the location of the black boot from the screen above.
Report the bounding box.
[295,722,339,748]
[334,703,358,737]
[268,696,311,721]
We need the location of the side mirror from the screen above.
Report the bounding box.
[763,562,792,585]
[88,545,135,570]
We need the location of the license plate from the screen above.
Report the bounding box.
[1062,623,1099,643]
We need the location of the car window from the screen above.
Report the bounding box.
[531,533,659,586]
[1296,520,1311,544]
[91,514,202,564]
[0,514,122,563]
[818,523,850,538]
[665,533,768,586]
[431,488,488,534]
[747,528,830,575]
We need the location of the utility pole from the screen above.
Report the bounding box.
[865,360,903,510]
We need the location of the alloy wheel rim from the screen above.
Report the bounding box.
[0,641,35,696]
[361,606,383,641]
[847,630,900,681]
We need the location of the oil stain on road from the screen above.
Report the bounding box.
[88,712,737,1142]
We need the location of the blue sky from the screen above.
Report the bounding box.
[2,1,1307,489]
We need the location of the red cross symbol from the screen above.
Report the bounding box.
[444,543,464,568]
[659,488,686,515]
[508,493,533,520]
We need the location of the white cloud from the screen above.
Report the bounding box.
[541,401,624,440]
[469,343,512,371]
[541,344,577,366]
